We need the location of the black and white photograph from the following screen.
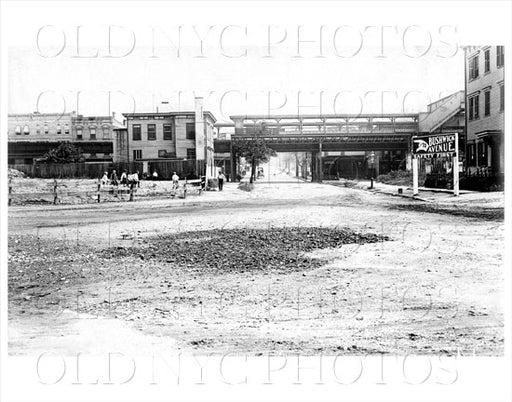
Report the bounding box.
[0,1,510,401]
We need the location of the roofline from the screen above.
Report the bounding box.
[229,114,420,120]
[122,111,217,122]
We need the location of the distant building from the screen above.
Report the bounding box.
[121,98,217,177]
[464,45,505,175]
[8,111,119,164]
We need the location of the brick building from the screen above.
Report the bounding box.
[464,45,505,175]
[121,98,217,177]
[8,111,119,164]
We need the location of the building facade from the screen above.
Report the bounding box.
[121,101,216,177]
[8,111,119,164]
[464,45,505,175]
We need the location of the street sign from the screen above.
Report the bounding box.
[412,132,459,197]
[412,133,457,159]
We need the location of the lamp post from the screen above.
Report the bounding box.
[369,151,376,189]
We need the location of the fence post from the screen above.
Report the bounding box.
[53,179,58,205]
[129,183,134,201]
[97,180,101,203]
[8,178,12,206]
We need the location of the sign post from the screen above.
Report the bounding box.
[453,132,459,196]
[412,132,459,197]
[412,157,419,196]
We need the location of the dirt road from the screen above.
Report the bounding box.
[8,181,505,356]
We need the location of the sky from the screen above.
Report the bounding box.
[5,1,507,124]
[8,43,465,124]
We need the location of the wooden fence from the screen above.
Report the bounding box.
[8,179,138,205]
[9,160,206,180]
[8,178,204,206]
[148,160,206,180]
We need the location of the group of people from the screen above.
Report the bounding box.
[101,169,140,187]
[99,169,228,192]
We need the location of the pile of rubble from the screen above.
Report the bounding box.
[8,168,26,179]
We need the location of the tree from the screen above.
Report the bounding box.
[233,135,276,183]
[38,143,85,163]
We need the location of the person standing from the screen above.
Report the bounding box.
[120,170,128,186]
[101,171,109,186]
[171,171,180,189]
[110,170,119,186]
[218,171,226,191]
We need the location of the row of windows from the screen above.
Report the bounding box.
[132,123,195,141]
[76,127,111,140]
[132,148,196,160]
[13,124,70,135]
[468,46,505,80]
[467,85,504,121]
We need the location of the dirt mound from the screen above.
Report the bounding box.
[111,227,389,273]
[8,168,26,179]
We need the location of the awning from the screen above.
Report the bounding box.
[475,130,502,140]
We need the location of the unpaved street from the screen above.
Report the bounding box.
[8,180,505,356]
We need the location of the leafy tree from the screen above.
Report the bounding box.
[38,143,85,163]
[233,134,276,183]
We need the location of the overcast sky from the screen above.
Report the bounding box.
[8,43,465,123]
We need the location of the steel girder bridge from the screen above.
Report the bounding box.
[214,114,419,182]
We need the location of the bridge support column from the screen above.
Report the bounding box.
[318,141,323,183]
[311,152,317,182]
[230,142,237,181]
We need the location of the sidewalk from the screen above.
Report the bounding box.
[327,179,505,209]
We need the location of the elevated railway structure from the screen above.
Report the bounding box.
[214,114,419,182]
[214,91,465,182]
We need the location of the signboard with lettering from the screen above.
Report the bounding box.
[412,133,457,159]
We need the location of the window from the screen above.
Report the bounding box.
[56,125,62,134]
[133,149,142,160]
[186,148,196,159]
[497,46,504,68]
[478,142,487,165]
[36,125,41,134]
[468,143,476,166]
[163,124,173,140]
[469,55,479,80]
[468,94,480,120]
[76,128,83,140]
[500,84,504,112]
[132,124,141,141]
[158,149,167,158]
[90,127,96,140]
[65,124,70,134]
[147,124,156,140]
[23,125,29,135]
[44,124,49,134]
[484,90,491,116]
[186,123,196,140]
[15,125,21,135]
[484,49,490,73]
[102,126,110,139]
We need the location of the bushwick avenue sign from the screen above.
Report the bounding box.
[411,132,459,196]
[412,133,457,158]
